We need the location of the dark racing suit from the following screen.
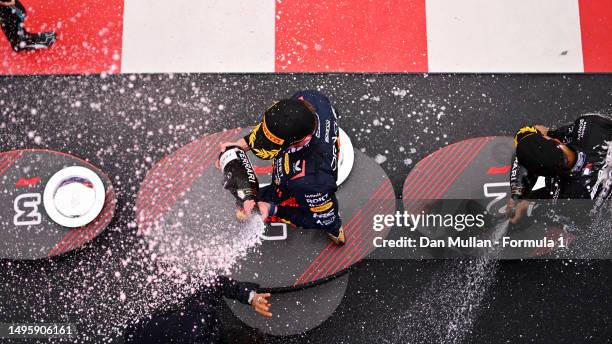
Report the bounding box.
[0,0,55,51]
[0,0,26,48]
[510,114,612,219]
[251,90,342,236]
[124,276,259,344]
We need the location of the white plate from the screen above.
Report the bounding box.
[43,166,106,228]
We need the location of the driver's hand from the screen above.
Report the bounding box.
[534,125,549,136]
[216,138,249,169]
[256,201,274,221]
[0,1,16,6]
[509,200,530,224]
[251,292,272,318]
[242,199,256,217]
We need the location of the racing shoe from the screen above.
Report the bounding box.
[13,31,56,52]
[327,227,345,246]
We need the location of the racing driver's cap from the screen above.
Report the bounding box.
[514,126,567,176]
[245,99,317,160]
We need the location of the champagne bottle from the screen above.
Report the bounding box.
[219,146,259,219]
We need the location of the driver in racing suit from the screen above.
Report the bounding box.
[0,0,56,51]
[219,90,345,245]
[507,114,612,225]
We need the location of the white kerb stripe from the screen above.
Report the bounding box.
[121,0,275,73]
[426,0,584,73]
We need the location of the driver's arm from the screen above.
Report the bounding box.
[212,276,273,318]
[548,122,576,142]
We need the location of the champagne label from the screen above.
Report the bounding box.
[219,148,239,171]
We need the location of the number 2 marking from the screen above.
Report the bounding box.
[259,222,288,241]
[483,182,510,213]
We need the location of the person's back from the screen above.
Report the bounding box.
[508,114,612,224]
[265,90,341,232]
[537,114,611,200]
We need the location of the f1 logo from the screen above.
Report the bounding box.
[14,193,42,226]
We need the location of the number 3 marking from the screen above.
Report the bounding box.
[14,193,42,226]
